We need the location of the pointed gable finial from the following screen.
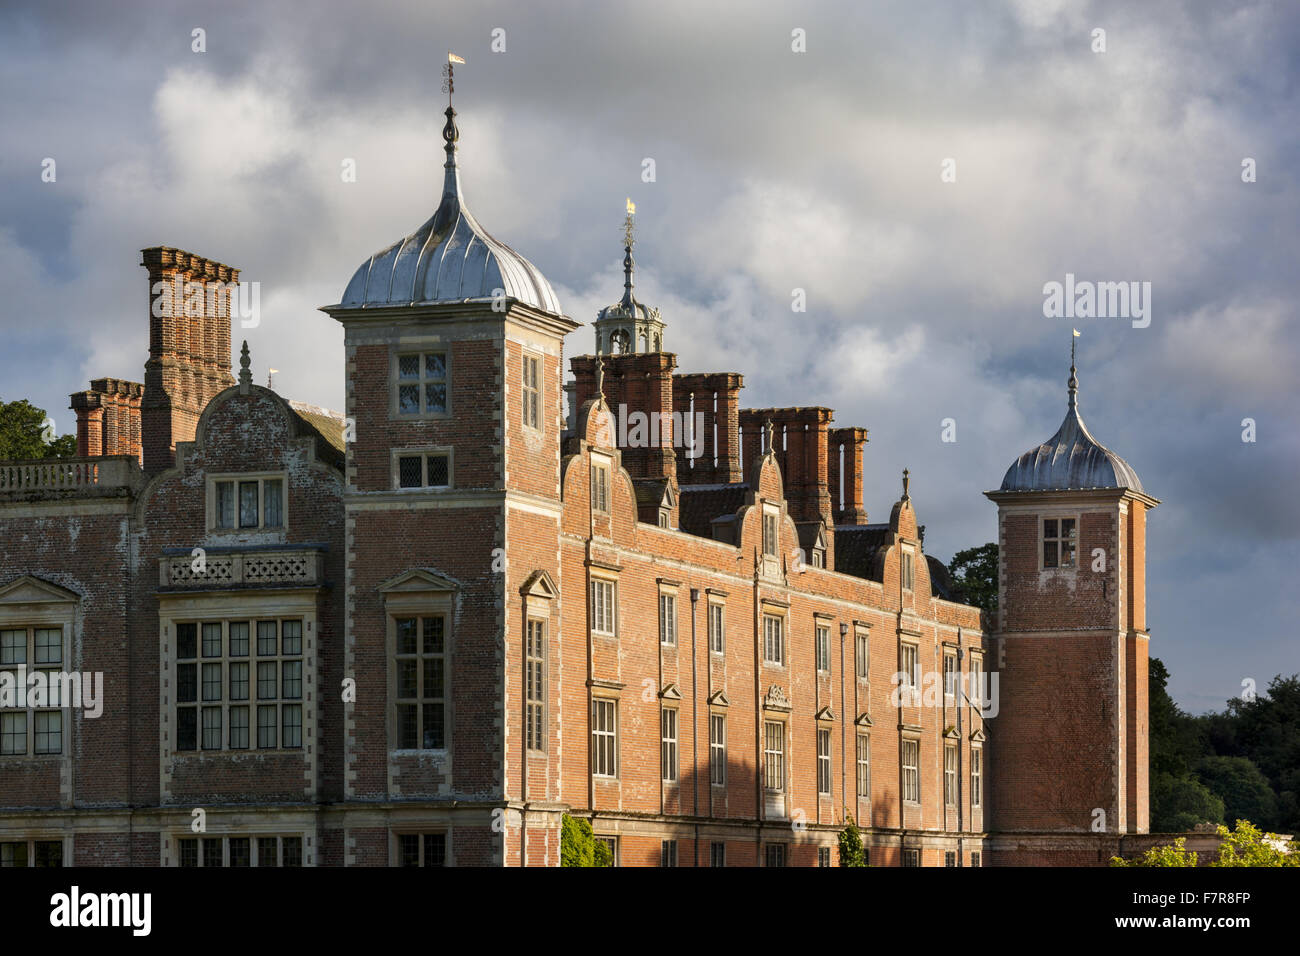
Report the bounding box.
[763,418,775,454]
[594,359,605,403]
[902,467,910,501]
[239,340,252,393]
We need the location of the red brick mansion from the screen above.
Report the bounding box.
[0,100,1159,867]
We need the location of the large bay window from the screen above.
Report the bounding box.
[175,617,304,752]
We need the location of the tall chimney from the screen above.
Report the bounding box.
[140,247,239,471]
[828,426,869,525]
[672,372,743,485]
[740,407,834,526]
[570,352,678,483]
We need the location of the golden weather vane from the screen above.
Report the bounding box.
[442,51,466,107]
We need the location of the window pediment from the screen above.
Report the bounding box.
[519,569,557,600]
[763,684,792,713]
[0,575,79,606]
[378,568,460,596]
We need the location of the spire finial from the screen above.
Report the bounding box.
[902,467,910,501]
[1068,328,1080,411]
[763,418,775,453]
[440,53,464,177]
[238,340,252,393]
[595,360,605,403]
[622,198,636,302]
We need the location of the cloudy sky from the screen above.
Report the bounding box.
[2,0,1296,710]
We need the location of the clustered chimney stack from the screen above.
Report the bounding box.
[740,407,834,526]
[570,353,678,483]
[829,426,869,525]
[672,372,743,485]
[140,247,239,471]
[70,378,144,464]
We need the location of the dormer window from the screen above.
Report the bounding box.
[210,474,285,531]
[1043,517,1077,568]
[395,351,448,417]
[591,459,610,513]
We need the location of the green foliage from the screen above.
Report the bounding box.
[1209,819,1300,867]
[1195,756,1278,830]
[0,398,76,460]
[1111,819,1299,868]
[837,813,866,867]
[1151,770,1223,832]
[1148,658,1299,835]
[1110,837,1198,867]
[560,814,611,867]
[949,543,998,612]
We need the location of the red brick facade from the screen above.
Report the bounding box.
[0,244,1153,864]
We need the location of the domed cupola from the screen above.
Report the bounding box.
[1000,343,1144,493]
[594,199,666,354]
[339,96,561,315]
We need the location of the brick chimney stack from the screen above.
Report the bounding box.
[740,407,834,526]
[828,426,869,525]
[571,352,678,483]
[70,378,144,465]
[672,372,743,485]
[140,247,239,471]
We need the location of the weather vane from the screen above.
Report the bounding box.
[442,51,465,107]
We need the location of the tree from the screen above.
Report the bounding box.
[948,543,998,612]
[0,398,76,459]
[1112,819,1299,867]
[1209,819,1300,867]
[1151,770,1223,832]
[1196,756,1279,831]
[837,813,866,867]
[1110,837,1198,867]
[560,814,611,867]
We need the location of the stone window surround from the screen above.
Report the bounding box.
[205,471,288,534]
[0,578,77,768]
[389,345,451,421]
[390,446,454,491]
[158,589,319,789]
[380,580,454,756]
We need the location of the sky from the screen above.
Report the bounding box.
[1,0,1296,712]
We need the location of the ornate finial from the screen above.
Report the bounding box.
[595,360,605,402]
[622,198,636,302]
[902,467,910,500]
[763,418,775,453]
[238,340,252,392]
[440,53,464,176]
[1068,328,1080,410]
